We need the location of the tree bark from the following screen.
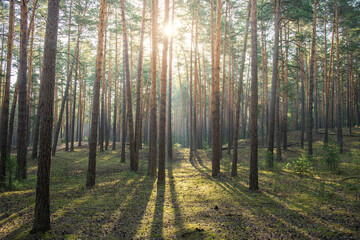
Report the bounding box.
[135,0,146,159]
[267,0,281,167]
[32,0,60,232]
[212,0,222,177]
[335,6,343,153]
[232,1,250,177]
[148,0,158,177]
[307,0,317,156]
[86,0,106,187]
[158,0,170,183]
[249,0,258,191]
[166,0,175,160]
[120,0,137,171]
[16,0,29,180]
[70,51,79,151]
[112,21,119,150]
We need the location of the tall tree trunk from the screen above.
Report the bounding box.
[189,13,194,161]
[335,6,343,153]
[32,0,60,232]
[166,0,175,160]
[232,1,250,177]
[209,0,214,147]
[212,0,222,177]
[65,0,74,152]
[249,0,258,190]
[299,33,306,149]
[220,0,228,157]
[267,0,281,167]
[100,17,108,152]
[307,0,317,156]
[275,78,281,161]
[70,51,79,151]
[77,57,83,146]
[148,0,158,176]
[86,0,106,187]
[121,0,137,171]
[16,0,29,180]
[112,21,119,150]
[120,55,127,162]
[135,0,146,159]
[282,25,289,151]
[177,61,185,146]
[158,0,170,183]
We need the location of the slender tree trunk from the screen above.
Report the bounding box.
[166,0,175,160]
[282,25,289,151]
[86,0,106,187]
[209,0,214,146]
[16,0,29,180]
[307,0,317,156]
[148,0,158,177]
[77,57,82,146]
[121,0,137,171]
[335,6,343,153]
[106,40,112,151]
[32,0,60,232]
[267,0,281,166]
[189,13,194,161]
[120,56,127,162]
[232,1,250,177]
[177,61,185,146]
[212,0,222,177]
[100,17,108,152]
[275,78,281,161]
[65,0,73,152]
[220,0,228,157]
[299,35,306,149]
[112,21,119,150]
[158,0,170,183]
[70,52,79,151]
[249,0,258,190]
[135,0,146,159]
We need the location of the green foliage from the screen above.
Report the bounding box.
[286,154,312,176]
[322,144,340,171]
[174,143,182,149]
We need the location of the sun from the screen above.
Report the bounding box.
[164,23,175,37]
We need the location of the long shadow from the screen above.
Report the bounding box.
[106,176,156,239]
[167,162,185,235]
[189,151,357,239]
[4,149,155,239]
[150,183,165,238]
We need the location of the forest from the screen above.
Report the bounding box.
[0,0,359,239]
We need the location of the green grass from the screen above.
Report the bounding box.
[1,129,360,239]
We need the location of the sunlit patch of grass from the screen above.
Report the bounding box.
[1,132,360,239]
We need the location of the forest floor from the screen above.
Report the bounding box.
[1,128,360,239]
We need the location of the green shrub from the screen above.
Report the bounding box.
[286,154,312,176]
[174,143,182,149]
[322,144,340,171]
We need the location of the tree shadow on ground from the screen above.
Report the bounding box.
[189,150,359,239]
[3,149,156,239]
[150,182,165,238]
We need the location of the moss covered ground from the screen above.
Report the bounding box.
[1,129,359,239]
